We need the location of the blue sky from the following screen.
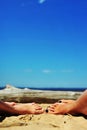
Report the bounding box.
[0,0,87,88]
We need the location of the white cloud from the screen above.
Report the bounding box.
[42,69,56,73]
[20,0,46,7]
[38,0,46,4]
[42,69,51,73]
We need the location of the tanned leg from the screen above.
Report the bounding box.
[0,101,44,115]
[0,101,18,115]
[48,90,87,115]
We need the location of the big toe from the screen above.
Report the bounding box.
[35,109,44,114]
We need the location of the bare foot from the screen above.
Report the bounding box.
[58,99,75,104]
[48,102,73,114]
[48,101,87,115]
[13,103,44,114]
[48,90,87,115]
[47,99,75,114]
[48,99,80,115]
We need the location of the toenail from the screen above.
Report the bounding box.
[45,109,48,113]
[58,100,62,103]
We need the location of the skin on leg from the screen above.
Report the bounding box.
[0,101,44,115]
[48,90,87,115]
[5,102,16,106]
[74,90,87,115]
[0,101,18,114]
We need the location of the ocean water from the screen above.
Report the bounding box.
[0,86,86,92]
[26,87,87,92]
[15,86,87,92]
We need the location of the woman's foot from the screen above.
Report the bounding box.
[13,103,44,115]
[48,100,87,115]
[47,99,75,114]
[48,102,75,115]
[58,99,75,104]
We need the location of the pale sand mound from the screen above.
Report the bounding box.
[0,104,87,130]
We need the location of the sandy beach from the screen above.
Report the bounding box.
[0,85,87,130]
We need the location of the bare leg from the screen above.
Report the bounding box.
[0,101,44,115]
[0,101,18,115]
[5,102,16,106]
[74,90,87,115]
[48,90,87,115]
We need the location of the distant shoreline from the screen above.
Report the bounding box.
[0,85,83,103]
[0,86,87,92]
[24,87,87,92]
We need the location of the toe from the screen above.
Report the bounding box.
[35,109,44,114]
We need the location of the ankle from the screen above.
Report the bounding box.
[68,102,79,114]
